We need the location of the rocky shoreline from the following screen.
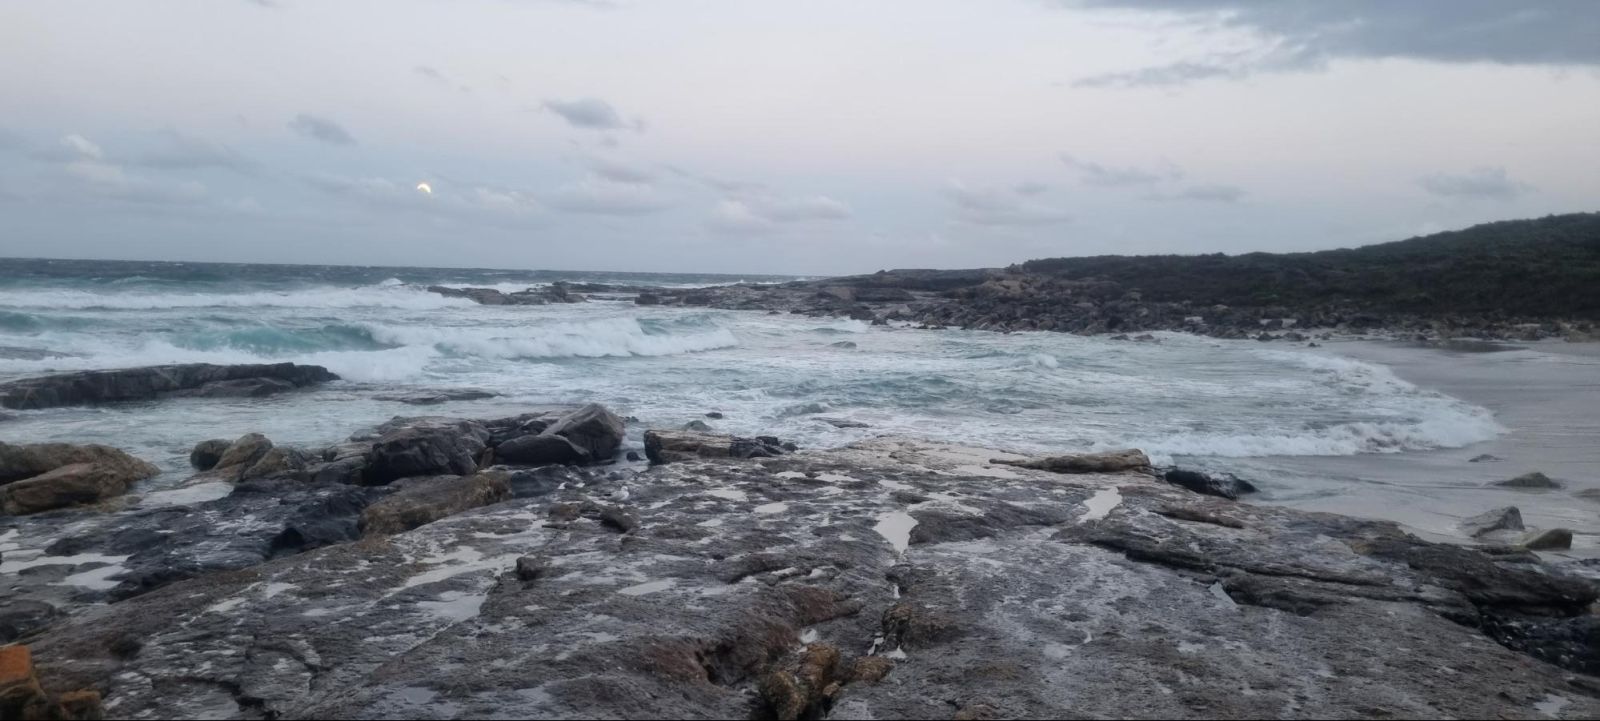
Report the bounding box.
[3,372,1600,718]
[429,269,1597,344]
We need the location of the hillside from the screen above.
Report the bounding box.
[1015,213,1600,318]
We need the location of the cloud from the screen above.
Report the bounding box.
[288,114,356,146]
[28,133,211,206]
[306,174,543,219]
[542,98,641,132]
[546,174,669,215]
[1146,184,1247,203]
[588,156,656,184]
[706,192,852,233]
[944,180,1073,226]
[1061,154,1182,187]
[133,129,255,173]
[1068,1,1600,87]
[414,65,471,92]
[1013,181,1050,196]
[1417,166,1531,200]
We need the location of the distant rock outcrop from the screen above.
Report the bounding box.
[0,363,338,410]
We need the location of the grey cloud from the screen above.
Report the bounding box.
[542,98,641,132]
[28,134,212,206]
[288,114,356,146]
[1013,181,1050,196]
[306,174,543,220]
[1061,154,1182,187]
[944,180,1073,227]
[1147,184,1247,203]
[414,65,446,82]
[707,193,851,234]
[1418,167,1531,200]
[1069,1,1600,87]
[133,129,256,173]
[588,157,656,184]
[546,174,669,215]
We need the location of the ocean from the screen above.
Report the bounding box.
[2,257,1592,550]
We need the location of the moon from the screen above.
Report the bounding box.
[415,182,433,195]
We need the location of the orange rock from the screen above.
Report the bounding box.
[56,689,105,720]
[0,645,46,719]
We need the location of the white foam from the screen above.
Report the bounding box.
[364,318,737,359]
[0,285,471,311]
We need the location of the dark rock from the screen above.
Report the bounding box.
[625,451,642,462]
[539,403,625,460]
[1161,468,1258,500]
[0,442,159,486]
[514,556,547,582]
[704,411,724,419]
[238,446,315,482]
[643,430,791,464]
[0,362,337,410]
[359,472,511,536]
[1495,472,1561,489]
[634,293,662,306]
[187,439,231,471]
[211,432,274,475]
[682,420,714,432]
[1461,506,1524,538]
[0,600,58,643]
[1520,528,1574,551]
[363,419,489,485]
[1468,454,1503,463]
[993,449,1150,474]
[174,376,297,398]
[495,433,590,466]
[818,418,870,429]
[829,341,857,349]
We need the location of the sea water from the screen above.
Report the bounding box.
[5,258,1584,545]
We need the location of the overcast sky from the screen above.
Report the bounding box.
[1,0,1597,275]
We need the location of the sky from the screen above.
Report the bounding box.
[0,0,1597,275]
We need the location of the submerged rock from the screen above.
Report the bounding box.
[642,429,790,464]
[1468,453,1503,463]
[375,389,497,405]
[992,448,1150,474]
[187,439,231,471]
[1495,471,1561,489]
[0,362,337,410]
[1161,468,1258,500]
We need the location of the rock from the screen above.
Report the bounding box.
[1161,468,1258,500]
[187,439,231,471]
[992,448,1150,474]
[514,556,547,582]
[634,292,662,306]
[1496,472,1561,489]
[175,377,297,398]
[625,451,642,462]
[238,446,314,482]
[704,411,724,419]
[759,643,843,720]
[1520,528,1574,551]
[375,389,497,405]
[363,418,489,485]
[495,434,590,466]
[0,645,46,719]
[818,418,870,429]
[1461,506,1525,538]
[1468,454,1503,463]
[0,363,337,410]
[539,403,625,461]
[0,443,159,515]
[0,442,158,486]
[643,429,790,464]
[359,472,511,536]
[682,420,714,432]
[0,600,58,644]
[829,341,857,349]
[211,432,274,474]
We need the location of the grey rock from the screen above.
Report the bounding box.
[643,429,790,464]
[1520,528,1574,551]
[1161,468,1258,500]
[1468,453,1503,463]
[992,448,1150,474]
[1461,506,1525,538]
[818,418,870,429]
[540,403,625,461]
[363,418,489,485]
[0,362,337,410]
[359,472,511,536]
[375,389,497,405]
[212,433,274,476]
[495,434,590,466]
[682,420,714,432]
[0,443,160,515]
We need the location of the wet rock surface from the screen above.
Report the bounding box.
[0,443,160,515]
[7,438,1599,719]
[0,363,338,410]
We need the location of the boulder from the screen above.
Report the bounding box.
[1161,468,1258,500]
[643,429,789,464]
[238,446,315,481]
[211,433,274,475]
[1462,506,1525,538]
[539,403,625,461]
[0,362,337,410]
[188,439,231,471]
[1495,472,1561,489]
[1468,454,1503,463]
[495,434,590,466]
[363,419,489,485]
[0,443,159,515]
[359,472,512,536]
[992,449,1151,474]
[682,420,714,432]
[1520,528,1574,551]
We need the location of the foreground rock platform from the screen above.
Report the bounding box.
[0,363,339,410]
[16,438,1600,719]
